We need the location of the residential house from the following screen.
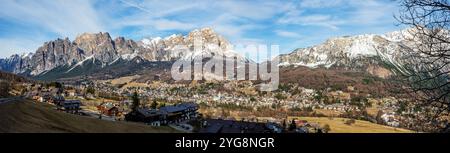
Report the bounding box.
[56,100,81,114]
[125,102,199,126]
[97,102,122,117]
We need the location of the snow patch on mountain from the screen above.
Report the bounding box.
[276,29,414,77]
[66,55,95,73]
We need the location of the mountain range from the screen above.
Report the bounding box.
[277,28,418,78]
[0,28,241,78]
[0,28,414,81]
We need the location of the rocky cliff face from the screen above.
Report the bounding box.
[139,28,237,61]
[0,53,33,74]
[31,38,73,75]
[0,28,245,76]
[74,32,118,63]
[0,54,21,72]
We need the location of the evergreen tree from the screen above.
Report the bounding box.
[131,91,140,112]
[288,119,297,131]
[282,119,287,130]
[150,100,158,109]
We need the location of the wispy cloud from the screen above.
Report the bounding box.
[278,0,399,30]
[299,0,344,8]
[274,30,302,39]
[279,14,342,30]
[0,0,107,58]
[0,0,402,58]
[0,0,104,37]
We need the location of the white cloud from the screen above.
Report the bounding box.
[119,0,204,18]
[153,19,196,31]
[0,0,104,38]
[300,0,344,8]
[0,0,401,58]
[279,14,342,30]
[0,0,107,57]
[274,30,302,38]
[0,37,45,58]
[214,0,287,20]
[349,0,398,25]
[277,0,398,30]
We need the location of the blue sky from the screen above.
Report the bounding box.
[0,0,404,58]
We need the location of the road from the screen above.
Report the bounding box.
[169,122,194,133]
[0,97,22,105]
[79,109,117,121]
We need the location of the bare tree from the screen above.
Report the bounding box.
[397,0,450,132]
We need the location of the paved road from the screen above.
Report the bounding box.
[79,109,117,121]
[0,97,22,105]
[169,123,194,133]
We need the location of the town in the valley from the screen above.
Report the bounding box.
[4,75,419,133]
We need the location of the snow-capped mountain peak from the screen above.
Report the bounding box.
[277,29,413,78]
[0,28,250,76]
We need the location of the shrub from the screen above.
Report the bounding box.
[323,124,331,133]
[344,119,356,125]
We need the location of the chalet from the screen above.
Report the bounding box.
[56,100,81,113]
[65,90,77,97]
[40,93,52,103]
[132,108,168,126]
[32,96,42,102]
[97,103,122,117]
[125,102,199,126]
[50,95,65,105]
[159,102,199,123]
[295,120,309,127]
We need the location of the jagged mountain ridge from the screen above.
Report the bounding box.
[1,28,419,81]
[0,28,244,78]
[276,29,415,78]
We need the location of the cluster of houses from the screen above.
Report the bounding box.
[88,80,412,128]
[18,79,421,131]
[84,79,374,116]
[25,85,81,114]
[31,94,81,114]
[381,112,401,127]
[125,102,199,126]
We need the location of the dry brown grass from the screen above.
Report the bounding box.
[288,116,414,133]
[0,99,178,133]
[109,75,140,85]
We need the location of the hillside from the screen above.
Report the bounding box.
[0,70,31,82]
[0,98,178,133]
[279,66,401,97]
[289,117,414,133]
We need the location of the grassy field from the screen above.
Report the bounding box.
[288,116,415,133]
[0,98,179,133]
